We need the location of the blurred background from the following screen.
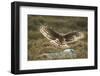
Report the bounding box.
[28,15,88,60]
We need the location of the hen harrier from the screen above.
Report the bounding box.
[40,25,84,48]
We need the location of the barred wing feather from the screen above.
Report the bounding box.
[63,31,84,43]
[39,25,84,48]
[40,26,60,40]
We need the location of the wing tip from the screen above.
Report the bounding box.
[78,32,84,39]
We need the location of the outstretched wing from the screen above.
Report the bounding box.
[63,31,84,43]
[40,26,60,40]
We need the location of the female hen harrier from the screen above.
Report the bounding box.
[40,25,84,48]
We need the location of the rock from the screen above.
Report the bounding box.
[63,49,77,58]
[38,49,77,60]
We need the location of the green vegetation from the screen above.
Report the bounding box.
[28,15,88,60]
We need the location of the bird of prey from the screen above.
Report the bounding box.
[40,25,84,48]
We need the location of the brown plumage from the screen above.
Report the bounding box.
[40,25,84,48]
